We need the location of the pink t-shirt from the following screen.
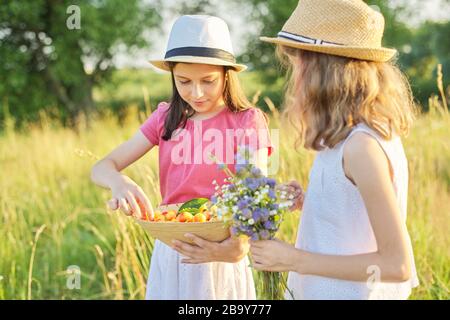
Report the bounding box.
[140,102,273,205]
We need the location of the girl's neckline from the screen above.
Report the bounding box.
[187,105,229,123]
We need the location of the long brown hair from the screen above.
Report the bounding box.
[277,45,418,151]
[161,62,253,141]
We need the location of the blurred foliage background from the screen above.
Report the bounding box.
[1,0,449,131]
[0,0,449,300]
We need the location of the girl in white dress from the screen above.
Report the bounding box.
[249,0,419,299]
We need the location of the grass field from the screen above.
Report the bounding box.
[0,72,449,300]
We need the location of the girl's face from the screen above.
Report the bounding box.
[172,63,226,114]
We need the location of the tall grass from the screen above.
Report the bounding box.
[0,74,448,300]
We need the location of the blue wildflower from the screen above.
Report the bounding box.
[235,163,247,174]
[237,199,249,210]
[263,177,276,188]
[250,233,259,241]
[244,178,259,191]
[259,230,271,240]
[264,220,275,230]
[239,224,252,234]
[268,189,276,199]
[251,167,262,177]
[252,208,263,222]
[259,208,270,221]
[241,208,252,219]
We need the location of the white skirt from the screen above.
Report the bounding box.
[285,272,414,300]
[145,240,256,300]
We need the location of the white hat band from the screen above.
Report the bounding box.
[278,31,342,46]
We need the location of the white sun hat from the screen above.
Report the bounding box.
[149,15,247,72]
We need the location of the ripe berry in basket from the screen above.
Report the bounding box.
[154,211,166,222]
[177,212,193,222]
[193,212,207,223]
[165,210,177,221]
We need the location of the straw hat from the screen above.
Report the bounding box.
[260,0,397,62]
[150,15,247,72]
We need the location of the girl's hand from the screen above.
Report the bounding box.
[107,174,154,220]
[249,239,301,272]
[172,233,249,264]
[277,180,305,211]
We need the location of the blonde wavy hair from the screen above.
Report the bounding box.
[277,45,418,151]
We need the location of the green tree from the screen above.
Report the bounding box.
[235,0,414,76]
[402,21,450,107]
[232,0,449,109]
[0,0,161,129]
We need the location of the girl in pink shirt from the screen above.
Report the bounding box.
[141,101,272,206]
[91,15,273,299]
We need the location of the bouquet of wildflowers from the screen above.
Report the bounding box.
[210,146,294,300]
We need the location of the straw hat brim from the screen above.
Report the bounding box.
[260,36,397,62]
[149,56,247,72]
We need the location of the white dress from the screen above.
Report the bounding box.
[286,123,419,300]
[145,240,256,299]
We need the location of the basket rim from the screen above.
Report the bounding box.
[135,219,225,225]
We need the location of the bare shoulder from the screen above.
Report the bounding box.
[344,132,382,160]
[343,132,391,184]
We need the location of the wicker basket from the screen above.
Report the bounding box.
[134,203,230,247]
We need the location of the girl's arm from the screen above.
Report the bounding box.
[250,133,412,282]
[91,130,155,218]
